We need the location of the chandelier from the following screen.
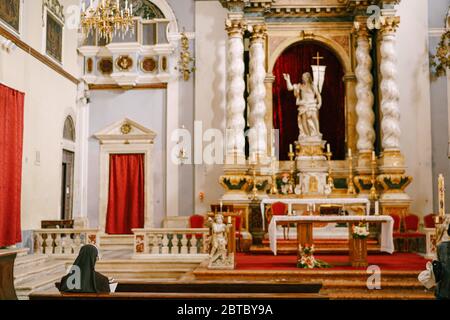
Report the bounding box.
[81,0,135,43]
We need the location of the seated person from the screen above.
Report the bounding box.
[59,244,111,293]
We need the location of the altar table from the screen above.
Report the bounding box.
[268,215,394,264]
[260,198,371,230]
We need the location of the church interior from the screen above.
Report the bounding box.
[0,0,450,301]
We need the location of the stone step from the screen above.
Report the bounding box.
[328,290,435,300]
[14,260,66,284]
[96,260,199,271]
[15,273,63,299]
[97,268,188,281]
[99,235,134,251]
[323,279,425,289]
[14,254,49,268]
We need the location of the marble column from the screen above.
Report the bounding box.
[248,24,268,161]
[379,16,401,155]
[225,19,247,164]
[354,21,375,164]
[377,14,412,214]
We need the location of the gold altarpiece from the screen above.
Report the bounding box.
[218,0,412,226]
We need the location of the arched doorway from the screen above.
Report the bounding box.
[272,41,346,160]
[61,116,75,220]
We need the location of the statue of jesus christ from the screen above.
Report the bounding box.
[283,72,322,141]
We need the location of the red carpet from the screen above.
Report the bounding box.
[236,253,430,271]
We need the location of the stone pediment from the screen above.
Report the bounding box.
[94,118,157,143]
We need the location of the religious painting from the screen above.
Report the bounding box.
[131,0,165,19]
[116,55,133,71]
[141,57,157,73]
[0,0,20,33]
[98,58,113,75]
[46,13,63,62]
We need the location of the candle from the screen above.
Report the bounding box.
[372,151,376,161]
[348,148,352,158]
[375,201,379,216]
[228,216,232,224]
[289,144,293,153]
[313,204,316,212]
[82,2,86,12]
[327,144,330,153]
[438,174,446,217]
[220,201,223,213]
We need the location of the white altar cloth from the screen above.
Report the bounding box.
[268,215,394,255]
[260,198,371,229]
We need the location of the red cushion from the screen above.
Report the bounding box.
[404,214,419,232]
[189,215,205,239]
[424,214,436,228]
[393,232,406,238]
[189,215,205,228]
[272,202,287,216]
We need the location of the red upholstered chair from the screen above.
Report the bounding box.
[403,214,426,252]
[267,202,289,240]
[234,215,242,251]
[188,214,205,239]
[424,214,436,229]
[391,214,406,252]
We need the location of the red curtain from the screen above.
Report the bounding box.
[273,41,346,160]
[106,154,145,234]
[0,84,24,247]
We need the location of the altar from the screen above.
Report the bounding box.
[268,215,395,267]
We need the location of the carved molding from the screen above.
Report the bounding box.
[43,0,65,22]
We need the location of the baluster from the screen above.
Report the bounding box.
[73,233,82,255]
[36,233,44,254]
[64,234,73,255]
[190,236,198,254]
[202,233,208,254]
[42,234,49,254]
[151,234,160,254]
[180,234,188,254]
[54,233,62,254]
[172,233,180,254]
[162,234,170,254]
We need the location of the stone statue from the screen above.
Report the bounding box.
[283,72,322,141]
[207,214,233,268]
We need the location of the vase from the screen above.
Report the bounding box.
[350,237,368,267]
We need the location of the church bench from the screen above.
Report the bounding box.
[29,292,328,300]
[54,280,324,294]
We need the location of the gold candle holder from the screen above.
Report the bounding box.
[369,156,378,201]
[325,151,334,189]
[288,150,296,194]
[270,157,278,195]
[347,153,356,195]
[251,165,258,200]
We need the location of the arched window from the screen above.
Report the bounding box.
[63,116,75,142]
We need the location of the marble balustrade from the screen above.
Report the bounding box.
[34,229,100,256]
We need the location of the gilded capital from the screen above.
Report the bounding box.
[250,24,267,42]
[225,19,247,37]
[353,18,370,39]
[380,16,400,35]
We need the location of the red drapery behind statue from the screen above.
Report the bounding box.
[106,154,145,234]
[273,41,346,160]
[0,84,24,247]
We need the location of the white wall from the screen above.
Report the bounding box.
[88,89,167,228]
[0,0,80,232]
[396,0,434,215]
[194,1,228,213]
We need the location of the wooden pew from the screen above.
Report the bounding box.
[32,281,328,300]
[30,292,328,300]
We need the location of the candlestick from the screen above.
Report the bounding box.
[369,154,378,200]
[438,174,446,217]
[347,151,356,195]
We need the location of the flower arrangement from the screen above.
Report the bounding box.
[352,223,370,239]
[277,173,292,195]
[297,244,331,269]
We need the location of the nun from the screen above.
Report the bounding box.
[59,244,111,293]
